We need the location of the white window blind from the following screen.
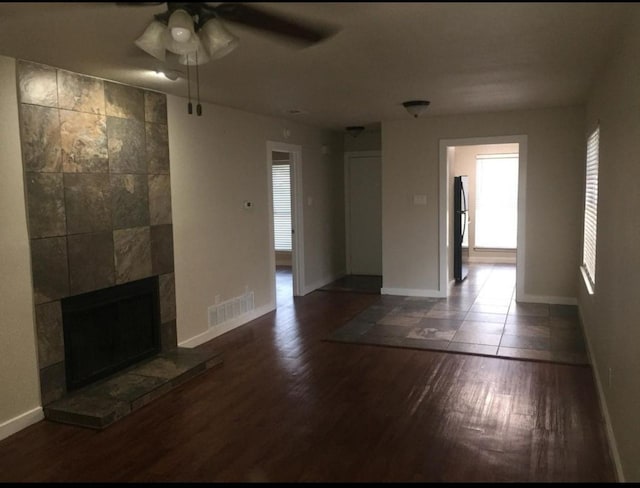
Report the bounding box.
[272,163,292,251]
[475,154,519,249]
[582,127,599,287]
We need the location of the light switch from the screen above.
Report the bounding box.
[413,194,427,205]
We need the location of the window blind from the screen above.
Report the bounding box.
[583,127,599,287]
[272,163,292,251]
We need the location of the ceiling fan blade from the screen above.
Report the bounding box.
[211,3,337,45]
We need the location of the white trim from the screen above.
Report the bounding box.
[578,305,624,482]
[301,271,347,296]
[179,303,275,348]
[438,135,528,299]
[381,287,446,298]
[468,256,516,264]
[0,407,43,442]
[344,151,382,276]
[516,294,577,306]
[267,142,305,303]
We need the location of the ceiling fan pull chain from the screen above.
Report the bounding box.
[196,50,202,116]
[186,58,193,115]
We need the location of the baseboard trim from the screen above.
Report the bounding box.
[381,287,445,298]
[0,406,44,442]
[178,303,275,348]
[516,294,577,305]
[468,256,516,264]
[302,272,347,296]
[578,305,625,482]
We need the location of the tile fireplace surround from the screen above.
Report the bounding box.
[16,60,218,428]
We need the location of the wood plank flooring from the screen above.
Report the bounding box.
[0,285,614,482]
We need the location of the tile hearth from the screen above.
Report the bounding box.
[44,348,223,430]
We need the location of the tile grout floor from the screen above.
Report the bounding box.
[328,263,588,365]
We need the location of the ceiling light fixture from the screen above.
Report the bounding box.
[134,20,168,61]
[198,18,239,61]
[402,100,430,118]
[134,6,239,64]
[346,126,365,138]
[167,9,194,43]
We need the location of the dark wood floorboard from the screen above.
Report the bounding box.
[0,288,614,482]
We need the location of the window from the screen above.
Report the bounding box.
[272,163,292,251]
[475,154,519,249]
[582,127,599,289]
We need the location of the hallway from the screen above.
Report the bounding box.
[275,266,293,308]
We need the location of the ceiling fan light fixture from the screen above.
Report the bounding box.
[134,20,167,61]
[168,8,195,43]
[402,100,430,118]
[199,18,239,60]
[162,27,200,56]
[178,40,211,66]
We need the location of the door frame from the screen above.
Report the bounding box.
[438,135,528,300]
[266,141,305,305]
[344,150,382,275]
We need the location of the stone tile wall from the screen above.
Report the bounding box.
[17,60,177,406]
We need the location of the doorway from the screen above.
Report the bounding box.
[439,136,528,300]
[267,142,304,308]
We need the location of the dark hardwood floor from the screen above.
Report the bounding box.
[0,282,614,482]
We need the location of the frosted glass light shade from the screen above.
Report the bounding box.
[134,20,167,61]
[168,9,194,42]
[199,18,239,60]
[402,100,430,118]
[178,39,211,65]
[163,28,200,55]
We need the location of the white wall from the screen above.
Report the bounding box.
[343,127,381,152]
[382,106,584,299]
[0,56,43,438]
[167,97,345,345]
[580,8,640,482]
[275,251,292,267]
[452,144,519,263]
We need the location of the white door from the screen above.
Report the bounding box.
[347,153,382,275]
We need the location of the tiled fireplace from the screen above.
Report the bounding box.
[17,60,181,411]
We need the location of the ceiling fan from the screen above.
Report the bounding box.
[122,3,337,116]
[124,2,338,65]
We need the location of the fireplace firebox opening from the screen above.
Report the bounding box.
[61,276,161,391]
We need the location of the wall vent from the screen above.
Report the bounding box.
[208,291,255,328]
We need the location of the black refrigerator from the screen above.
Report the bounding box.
[454,176,469,282]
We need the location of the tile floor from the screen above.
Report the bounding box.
[329,264,588,365]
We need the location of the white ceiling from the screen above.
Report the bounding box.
[0,2,632,129]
